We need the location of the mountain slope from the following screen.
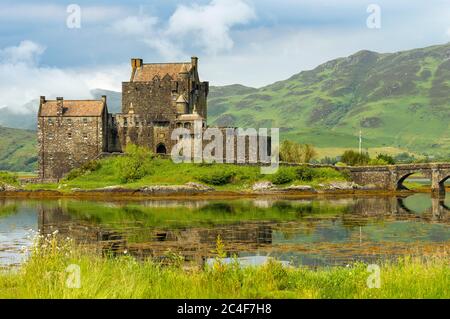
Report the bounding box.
[0,126,37,171]
[208,42,450,156]
[0,43,449,172]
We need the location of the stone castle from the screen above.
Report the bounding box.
[38,57,269,180]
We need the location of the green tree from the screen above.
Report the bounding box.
[376,153,395,164]
[341,150,370,166]
[280,140,317,163]
[116,145,155,183]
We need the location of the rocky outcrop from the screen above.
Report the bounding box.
[0,183,18,192]
[319,181,361,190]
[140,183,214,195]
[252,181,274,191]
[285,185,316,192]
[71,182,215,195]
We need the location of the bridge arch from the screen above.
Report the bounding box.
[396,172,418,191]
[438,175,450,194]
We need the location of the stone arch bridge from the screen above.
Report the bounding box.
[342,163,450,196]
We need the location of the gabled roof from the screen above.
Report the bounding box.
[39,100,105,117]
[175,95,188,103]
[132,63,192,82]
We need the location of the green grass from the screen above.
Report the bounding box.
[0,238,448,299]
[24,156,348,192]
[0,171,19,186]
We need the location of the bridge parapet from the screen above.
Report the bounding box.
[342,163,450,196]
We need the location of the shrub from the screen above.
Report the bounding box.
[341,150,370,166]
[376,153,395,165]
[0,171,18,185]
[280,141,317,163]
[320,156,339,165]
[65,160,102,181]
[369,158,388,165]
[394,152,416,163]
[116,145,155,183]
[197,169,236,185]
[271,168,296,185]
[295,166,315,181]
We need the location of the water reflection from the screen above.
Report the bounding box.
[0,195,448,268]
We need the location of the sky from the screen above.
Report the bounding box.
[0,0,449,112]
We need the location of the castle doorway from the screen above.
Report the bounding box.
[156,143,167,154]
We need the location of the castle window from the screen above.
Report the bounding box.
[83,133,88,139]
[154,121,169,128]
[68,132,72,139]
[67,119,72,125]
[47,133,53,139]
[48,118,53,125]
[177,122,182,128]
[184,122,191,129]
[83,118,88,124]
[123,119,128,127]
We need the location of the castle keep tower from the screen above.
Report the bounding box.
[114,57,209,154]
[37,57,210,180]
[37,96,110,180]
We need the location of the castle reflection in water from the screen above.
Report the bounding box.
[25,195,448,266]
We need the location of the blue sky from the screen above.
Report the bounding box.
[0,0,449,111]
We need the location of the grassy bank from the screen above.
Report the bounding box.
[24,148,348,192]
[0,237,448,299]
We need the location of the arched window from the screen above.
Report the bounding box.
[156,143,167,154]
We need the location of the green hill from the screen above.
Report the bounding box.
[1,43,450,172]
[0,126,37,172]
[208,42,450,157]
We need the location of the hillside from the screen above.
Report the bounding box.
[208,42,450,157]
[0,43,450,172]
[0,126,37,171]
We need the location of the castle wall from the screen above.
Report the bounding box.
[38,112,107,180]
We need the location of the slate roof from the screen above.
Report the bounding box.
[132,62,192,82]
[39,100,105,117]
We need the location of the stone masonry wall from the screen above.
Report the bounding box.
[38,113,106,180]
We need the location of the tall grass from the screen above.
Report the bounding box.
[0,235,448,299]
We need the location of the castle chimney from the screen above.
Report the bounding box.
[191,56,198,68]
[131,58,143,69]
[101,95,107,104]
[56,97,63,116]
[40,96,46,105]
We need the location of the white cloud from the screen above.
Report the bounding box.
[0,41,127,113]
[111,0,255,58]
[447,28,450,37]
[167,0,256,54]
[0,40,45,66]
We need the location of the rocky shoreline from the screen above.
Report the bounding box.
[0,181,423,199]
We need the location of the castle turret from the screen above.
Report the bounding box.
[191,56,198,69]
[56,97,63,116]
[175,95,188,115]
